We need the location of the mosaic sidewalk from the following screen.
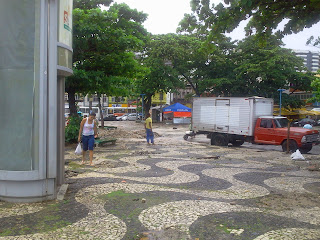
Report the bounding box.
[1,124,320,240]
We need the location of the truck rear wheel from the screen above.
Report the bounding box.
[282,140,298,153]
[299,144,312,154]
[211,134,228,146]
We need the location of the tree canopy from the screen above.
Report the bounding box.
[73,0,112,10]
[233,36,307,95]
[135,34,184,113]
[179,0,320,39]
[66,2,149,115]
[177,0,317,108]
[309,73,320,104]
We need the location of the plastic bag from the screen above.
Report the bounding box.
[291,149,305,160]
[75,143,82,155]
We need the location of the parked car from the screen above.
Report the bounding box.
[102,115,117,121]
[293,118,316,127]
[127,113,139,121]
[121,115,128,121]
[116,114,128,121]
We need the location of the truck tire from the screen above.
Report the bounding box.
[183,135,188,141]
[231,139,245,147]
[281,140,298,153]
[299,144,312,154]
[211,134,228,146]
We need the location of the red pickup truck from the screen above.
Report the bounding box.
[253,116,319,153]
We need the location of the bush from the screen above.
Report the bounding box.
[65,116,82,143]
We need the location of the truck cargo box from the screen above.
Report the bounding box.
[192,97,273,136]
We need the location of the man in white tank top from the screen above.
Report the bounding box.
[78,112,98,166]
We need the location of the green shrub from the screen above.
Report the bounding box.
[65,116,82,143]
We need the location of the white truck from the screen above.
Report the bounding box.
[187,97,319,153]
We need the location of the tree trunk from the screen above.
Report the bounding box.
[181,73,200,96]
[144,94,152,118]
[98,93,104,128]
[88,94,92,112]
[68,89,77,117]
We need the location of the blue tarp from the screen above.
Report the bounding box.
[163,103,191,112]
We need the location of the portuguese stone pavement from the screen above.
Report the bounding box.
[1,122,320,240]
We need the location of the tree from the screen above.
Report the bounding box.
[180,0,320,39]
[231,35,314,108]
[139,34,238,100]
[188,36,237,96]
[73,0,112,9]
[308,73,320,104]
[136,34,184,114]
[307,36,320,48]
[66,2,149,119]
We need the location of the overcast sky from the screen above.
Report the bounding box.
[112,0,320,52]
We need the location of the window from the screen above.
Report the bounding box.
[0,0,41,170]
[93,95,99,102]
[260,119,273,128]
[274,118,289,128]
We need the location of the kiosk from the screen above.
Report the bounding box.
[0,0,73,202]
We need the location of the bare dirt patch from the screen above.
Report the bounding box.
[257,192,320,210]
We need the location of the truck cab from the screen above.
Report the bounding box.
[254,116,320,153]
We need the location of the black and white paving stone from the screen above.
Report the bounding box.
[0,122,320,239]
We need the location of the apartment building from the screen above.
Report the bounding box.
[293,50,320,72]
[289,50,320,107]
[167,85,194,107]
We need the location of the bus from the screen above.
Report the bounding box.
[79,107,102,119]
[104,107,137,116]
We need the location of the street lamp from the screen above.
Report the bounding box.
[277,89,286,116]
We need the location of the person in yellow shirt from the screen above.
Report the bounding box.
[144,113,154,145]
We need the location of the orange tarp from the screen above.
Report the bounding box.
[164,111,192,118]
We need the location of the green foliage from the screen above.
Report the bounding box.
[66,3,149,115]
[73,0,112,10]
[137,33,237,102]
[176,1,317,108]
[136,34,186,112]
[275,94,305,109]
[180,0,320,40]
[308,75,320,103]
[231,35,311,98]
[307,36,320,48]
[71,6,148,93]
[65,116,82,143]
[192,37,237,96]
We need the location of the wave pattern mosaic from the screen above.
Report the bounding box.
[1,124,320,239]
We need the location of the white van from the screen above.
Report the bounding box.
[79,107,102,120]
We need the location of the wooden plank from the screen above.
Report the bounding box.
[104,126,117,130]
[95,138,117,147]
